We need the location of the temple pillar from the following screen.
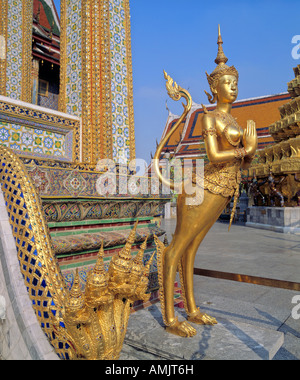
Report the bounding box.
[0,0,33,102]
[59,0,136,165]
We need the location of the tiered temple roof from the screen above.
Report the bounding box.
[32,0,60,66]
[158,92,291,160]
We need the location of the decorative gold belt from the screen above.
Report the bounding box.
[191,161,242,231]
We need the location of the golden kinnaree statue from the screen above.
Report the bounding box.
[154,26,258,337]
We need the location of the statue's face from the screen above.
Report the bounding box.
[216,74,238,103]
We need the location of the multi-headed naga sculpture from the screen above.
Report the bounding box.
[154,26,258,337]
[0,144,155,359]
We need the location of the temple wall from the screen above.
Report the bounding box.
[0,0,32,102]
[0,95,80,162]
[109,0,135,163]
[59,0,135,164]
[1,0,136,165]
[0,187,57,360]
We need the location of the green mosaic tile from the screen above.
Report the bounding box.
[50,223,156,237]
[48,216,152,229]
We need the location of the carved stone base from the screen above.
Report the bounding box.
[246,206,300,234]
[122,304,284,360]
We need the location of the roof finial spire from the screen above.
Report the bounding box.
[215,24,228,66]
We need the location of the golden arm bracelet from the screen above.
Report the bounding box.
[202,127,217,139]
[234,147,247,159]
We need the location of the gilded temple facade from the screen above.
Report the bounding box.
[59,0,136,164]
[0,0,135,164]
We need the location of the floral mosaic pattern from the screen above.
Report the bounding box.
[3,0,134,165]
[0,97,80,161]
[65,0,82,117]
[0,122,66,157]
[109,0,131,163]
[61,0,134,163]
[25,164,169,200]
[6,0,23,100]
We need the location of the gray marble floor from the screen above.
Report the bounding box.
[120,220,300,360]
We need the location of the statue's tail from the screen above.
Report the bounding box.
[153,71,192,190]
[154,234,169,326]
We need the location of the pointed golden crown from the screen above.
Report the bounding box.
[87,241,108,288]
[143,249,156,277]
[66,269,85,311]
[131,235,148,276]
[110,220,139,273]
[205,25,239,104]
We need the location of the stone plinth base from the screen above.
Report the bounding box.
[246,207,300,234]
[121,304,284,360]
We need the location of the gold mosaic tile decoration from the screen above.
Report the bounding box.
[59,0,135,164]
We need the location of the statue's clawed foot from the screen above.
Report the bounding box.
[165,317,197,338]
[187,308,217,325]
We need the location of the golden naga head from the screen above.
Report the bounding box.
[133,249,156,302]
[109,220,138,277]
[65,269,85,312]
[88,242,108,287]
[64,269,91,324]
[108,220,139,293]
[130,235,148,278]
[85,242,110,307]
[205,25,239,104]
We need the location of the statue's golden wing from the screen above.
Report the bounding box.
[153,71,192,191]
[163,70,182,101]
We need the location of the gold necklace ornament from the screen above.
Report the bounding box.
[212,109,241,146]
